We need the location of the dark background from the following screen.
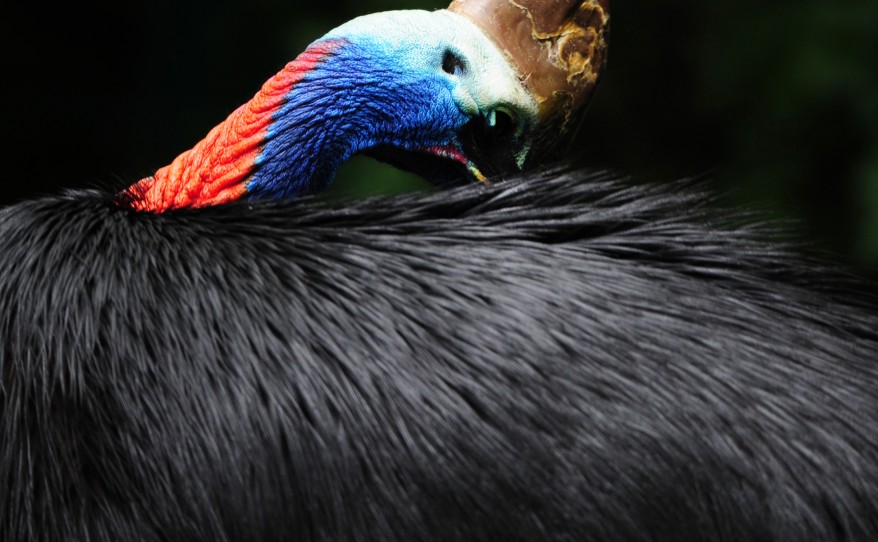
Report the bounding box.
[1,1,876,275]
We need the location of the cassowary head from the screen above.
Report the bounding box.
[321,11,538,186]
[120,0,609,212]
[124,3,609,213]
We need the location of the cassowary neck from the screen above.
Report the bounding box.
[124,40,349,213]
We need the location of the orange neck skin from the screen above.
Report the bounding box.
[123,41,342,213]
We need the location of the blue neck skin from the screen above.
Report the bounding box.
[246,38,471,201]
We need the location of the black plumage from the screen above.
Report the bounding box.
[2,169,878,540]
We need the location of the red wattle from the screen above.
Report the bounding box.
[125,40,344,213]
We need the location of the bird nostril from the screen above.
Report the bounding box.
[443,50,465,76]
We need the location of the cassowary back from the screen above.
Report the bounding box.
[2,169,878,541]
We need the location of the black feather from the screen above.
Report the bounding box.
[2,168,877,541]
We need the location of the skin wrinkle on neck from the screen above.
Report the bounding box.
[125,37,463,212]
[248,41,466,202]
[125,40,344,213]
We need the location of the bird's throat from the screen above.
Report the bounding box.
[123,41,343,213]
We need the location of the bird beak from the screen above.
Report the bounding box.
[419,142,489,183]
[448,0,610,168]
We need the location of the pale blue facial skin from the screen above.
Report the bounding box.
[247,10,537,201]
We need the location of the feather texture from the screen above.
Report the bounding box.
[2,168,877,540]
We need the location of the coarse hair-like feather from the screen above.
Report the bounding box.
[2,168,878,541]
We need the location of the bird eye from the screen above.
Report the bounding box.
[442,50,465,76]
[490,110,516,138]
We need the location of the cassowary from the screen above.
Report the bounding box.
[3,3,878,542]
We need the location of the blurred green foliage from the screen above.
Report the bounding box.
[2,0,876,275]
[578,0,878,274]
